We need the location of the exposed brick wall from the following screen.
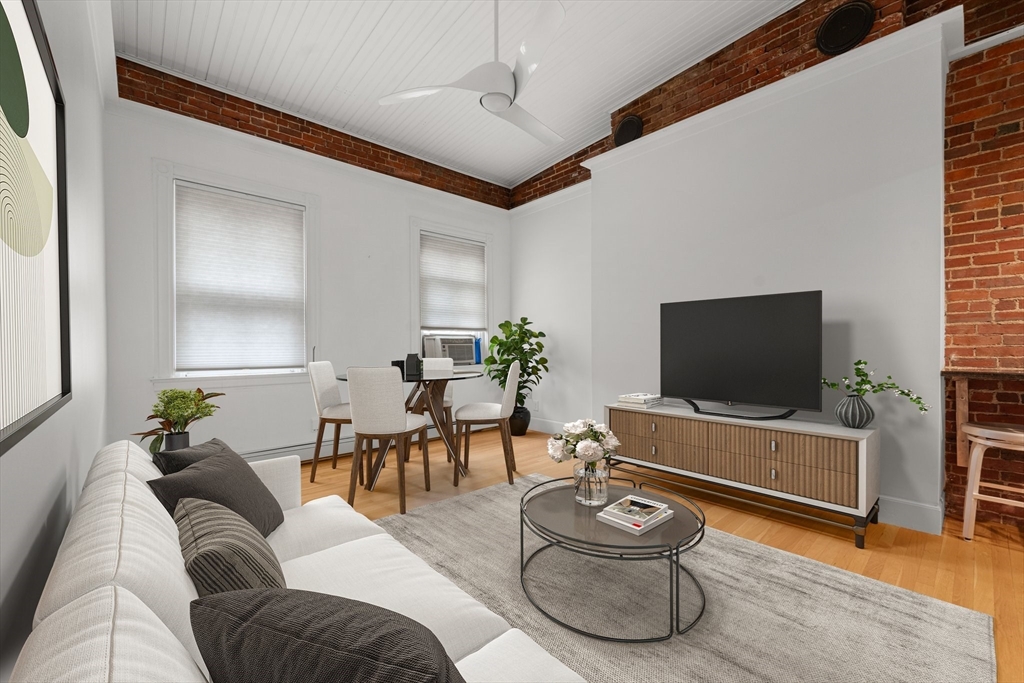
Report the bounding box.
[943,38,1024,373]
[116,58,511,209]
[942,37,1023,529]
[944,378,1024,528]
[906,0,1024,41]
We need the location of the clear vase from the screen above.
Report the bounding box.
[573,460,610,506]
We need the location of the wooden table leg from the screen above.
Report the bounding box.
[956,377,970,467]
[425,380,466,477]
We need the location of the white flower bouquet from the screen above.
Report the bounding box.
[547,419,621,465]
[549,419,620,505]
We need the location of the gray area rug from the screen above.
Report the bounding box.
[377,474,995,683]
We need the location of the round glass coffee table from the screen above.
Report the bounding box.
[520,478,706,642]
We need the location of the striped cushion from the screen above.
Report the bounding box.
[175,498,286,597]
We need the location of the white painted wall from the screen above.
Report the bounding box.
[103,102,511,456]
[510,183,593,433]
[583,22,951,532]
[0,1,109,678]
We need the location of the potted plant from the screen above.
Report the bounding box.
[483,317,548,435]
[822,360,929,429]
[133,388,225,453]
[547,419,621,506]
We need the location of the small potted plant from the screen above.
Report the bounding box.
[547,419,621,506]
[483,317,549,435]
[133,388,225,453]
[822,360,929,429]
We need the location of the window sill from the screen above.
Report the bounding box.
[151,372,309,391]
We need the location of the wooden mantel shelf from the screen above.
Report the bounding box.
[941,369,1024,467]
[941,369,1024,380]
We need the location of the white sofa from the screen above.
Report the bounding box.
[11,441,583,683]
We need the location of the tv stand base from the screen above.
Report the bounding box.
[683,399,796,421]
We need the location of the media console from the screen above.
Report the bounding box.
[605,403,880,547]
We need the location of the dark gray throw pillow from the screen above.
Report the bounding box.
[153,437,233,475]
[175,498,286,597]
[148,449,284,536]
[190,588,466,683]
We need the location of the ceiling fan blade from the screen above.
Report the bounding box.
[512,0,565,100]
[380,62,514,106]
[379,86,448,106]
[491,103,562,145]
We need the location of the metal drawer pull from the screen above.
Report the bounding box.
[651,422,656,433]
[771,468,777,480]
[652,445,657,456]
[770,439,777,452]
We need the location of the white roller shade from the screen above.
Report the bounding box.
[419,231,487,330]
[174,181,306,372]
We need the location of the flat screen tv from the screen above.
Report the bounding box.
[661,291,822,417]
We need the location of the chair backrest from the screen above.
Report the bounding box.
[347,367,408,434]
[423,357,455,401]
[308,361,343,417]
[500,361,520,419]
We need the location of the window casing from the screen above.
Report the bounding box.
[155,161,318,384]
[418,230,488,334]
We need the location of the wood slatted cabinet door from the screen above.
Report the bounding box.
[707,423,774,459]
[707,450,774,489]
[771,432,858,474]
[608,409,649,437]
[615,432,651,463]
[769,460,857,508]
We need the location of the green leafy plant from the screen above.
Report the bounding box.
[133,388,225,453]
[822,360,930,412]
[483,317,549,407]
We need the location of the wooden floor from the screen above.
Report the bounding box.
[302,429,1024,682]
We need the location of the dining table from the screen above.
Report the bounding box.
[337,366,484,490]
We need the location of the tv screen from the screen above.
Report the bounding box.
[660,291,822,412]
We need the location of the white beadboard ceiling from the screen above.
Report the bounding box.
[112,0,801,188]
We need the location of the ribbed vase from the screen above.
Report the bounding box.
[835,395,874,429]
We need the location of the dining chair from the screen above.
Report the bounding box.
[307,360,360,484]
[347,367,430,514]
[413,357,455,458]
[452,360,520,487]
[961,422,1024,540]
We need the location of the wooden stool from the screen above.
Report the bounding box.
[962,422,1024,540]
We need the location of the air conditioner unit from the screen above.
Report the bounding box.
[423,335,477,366]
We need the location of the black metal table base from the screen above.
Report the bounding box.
[519,480,707,642]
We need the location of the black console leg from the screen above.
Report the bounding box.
[869,503,880,524]
[854,526,866,549]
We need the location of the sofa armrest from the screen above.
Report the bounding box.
[248,455,302,511]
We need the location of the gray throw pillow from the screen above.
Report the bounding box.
[190,588,466,683]
[148,449,284,536]
[175,498,285,597]
[153,437,233,475]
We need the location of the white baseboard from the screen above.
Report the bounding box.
[241,425,494,463]
[526,417,563,435]
[878,494,945,534]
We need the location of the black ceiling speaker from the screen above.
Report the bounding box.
[816,1,876,56]
[613,115,643,147]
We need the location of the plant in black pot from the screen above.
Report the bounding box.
[822,360,929,429]
[133,388,225,453]
[483,318,548,436]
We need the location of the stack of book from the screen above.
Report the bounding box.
[597,494,674,535]
[617,393,663,409]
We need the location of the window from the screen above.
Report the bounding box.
[419,231,487,332]
[173,180,306,373]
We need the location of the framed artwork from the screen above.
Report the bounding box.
[0,0,70,454]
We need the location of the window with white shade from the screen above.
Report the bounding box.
[173,180,306,373]
[419,231,487,332]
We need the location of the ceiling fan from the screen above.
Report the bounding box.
[379,0,565,146]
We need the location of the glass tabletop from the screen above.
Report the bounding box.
[522,483,704,553]
[336,368,484,382]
